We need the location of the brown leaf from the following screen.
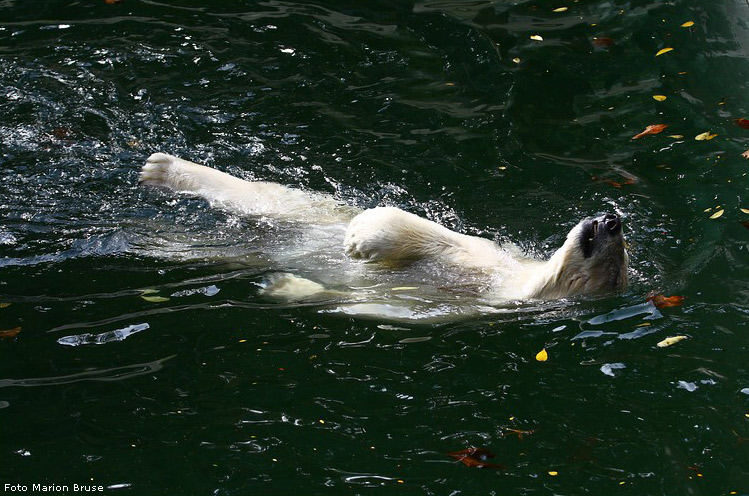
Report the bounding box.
[740,220,749,229]
[646,292,685,308]
[743,150,749,159]
[448,448,505,469]
[592,37,614,48]
[735,118,749,129]
[632,124,668,140]
[0,327,21,340]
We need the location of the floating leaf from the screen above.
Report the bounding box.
[448,448,505,469]
[391,286,418,291]
[0,327,21,340]
[709,209,724,219]
[553,7,568,13]
[657,335,688,348]
[734,118,749,129]
[655,47,674,56]
[140,290,169,303]
[743,150,749,159]
[535,348,548,362]
[741,208,749,214]
[548,471,559,476]
[141,295,170,303]
[512,57,521,64]
[695,131,717,141]
[530,35,544,41]
[653,95,667,101]
[592,37,614,48]
[668,135,684,139]
[631,124,668,140]
[680,21,695,28]
[646,292,685,308]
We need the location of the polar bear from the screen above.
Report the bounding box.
[139,153,628,303]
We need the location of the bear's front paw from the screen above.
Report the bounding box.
[139,153,178,187]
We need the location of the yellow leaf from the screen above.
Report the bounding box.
[512,57,521,64]
[741,208,749,214]
[548,471,559,476]
[391,286,418,291]
[657,335,688,348]
[0,302,11,309]
[535,348,548,362]
[668,135,684,139]
[653,95,667,101]
[530,35,544,41]
[553,7,568,12]
[681,21,695,27]
[655,47,674,56]
[141,295,170,303]
[709,209,724,219]
[695,131,717,140]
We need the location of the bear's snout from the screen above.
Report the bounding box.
[602,213,621,234]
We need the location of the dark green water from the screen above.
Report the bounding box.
[2,0,749,494]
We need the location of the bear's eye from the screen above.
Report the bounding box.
[578,221,596,258]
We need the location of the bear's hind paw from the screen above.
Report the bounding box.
[138,153,177,187]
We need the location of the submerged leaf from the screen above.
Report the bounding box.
[0,302,11,309]
[448,448,505,469]
[657,335,688,348]
[734,118,749,129]
[743,150,749,159]
[655,47,674,56]
[592,37,614,48]
[536,348,548,362]
[631,124,668,140]
[0,327,21,340]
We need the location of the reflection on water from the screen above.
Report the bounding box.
[1,0,749,494]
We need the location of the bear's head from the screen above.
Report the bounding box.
[524,213,629,299]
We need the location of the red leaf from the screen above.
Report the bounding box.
[448,448,505,469]
[646,292,685,308]
[632,124,668,140]
[735,118,749,129]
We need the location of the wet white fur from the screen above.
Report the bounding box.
[140,153,627,301]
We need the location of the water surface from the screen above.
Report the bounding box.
[1,1,749,494]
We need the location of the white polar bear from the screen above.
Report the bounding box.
[139,153,628,303]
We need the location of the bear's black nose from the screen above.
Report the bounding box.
[603,213,621,234]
